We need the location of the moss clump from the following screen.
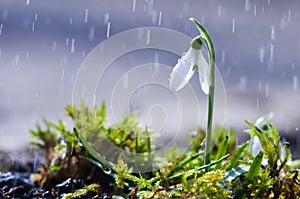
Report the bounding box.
[30,103,300,198]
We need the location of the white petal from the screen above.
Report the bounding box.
[169,48,195,91]
[197,50,210,95]
[250,136,262,156]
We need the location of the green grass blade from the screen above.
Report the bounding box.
[73,127,114,168]
[168,150,204,176]
[145,126,152,168]
[79,155,117,178]
[227,141,249,170]
[214,135,229,169]
[243,151,263,185]
[167,154,229,182]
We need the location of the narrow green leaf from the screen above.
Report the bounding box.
[100,102,106,118]
[167,154,229,182]
[228,141,249,170]
[79,155,117,178]
[168,150,204,176]
[73,127,114,168]
[146,126,152,168]
[243,151,263,185]
[214,135,229,169]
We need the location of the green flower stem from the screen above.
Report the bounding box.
[190,18,215,166]
[146,126,153,168]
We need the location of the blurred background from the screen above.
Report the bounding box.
[0,0,299,157]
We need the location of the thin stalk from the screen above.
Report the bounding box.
[190,18,215,166]
[146,126,152,169]
[168,151,204,176]
[167,154,229,182]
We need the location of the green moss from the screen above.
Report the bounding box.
[30,103,300,198]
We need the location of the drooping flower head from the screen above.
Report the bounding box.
[169,37,210,94]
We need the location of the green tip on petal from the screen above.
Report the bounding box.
[191,37,202,50]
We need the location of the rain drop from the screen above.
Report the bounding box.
[258,81,262,92]
[52,41,57,52]
[270,43,274,61]
[106,22,111,38]
[132,0,137,12]
[26,51,29,59]
[256,98,259,109]
[271,25,275,41]
[0,24,3,36]
[66,37,69,46]
[297,132,300,154]
[104,13,109,25]
[35,91,39,99]
[63,56,68,65]
[84,9,89,23]
[280,15,288,29]
[261,6,265,13]
[238,76,247,92]
[232,18,235,33]
[31,22,35,31]
[34,13,38,21]
[146,29,151,45]
[221,49,226,63]
[151,10,157,24]
[292,63,295,70]
[70,142,74,155]
[69,18,73,24]
[29,145,32,154]
[245,0,251,11]
[253,4,256,16]
[267,0,270,5]
[154,52,159,72]
[218,4,222,17]
[89,26,95,41]
[13,54,20,67]
[265,83,269,98]
[71,38,75,53]
[26,0,30,5]
[61,69,65,80]
[288,10,291,22]
[158,11,162,26]
[258,47,264,63]
[33,155,37,170]
[293,75,298,91]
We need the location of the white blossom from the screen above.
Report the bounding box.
[169,46,209,94]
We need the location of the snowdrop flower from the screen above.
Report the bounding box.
[250,112,274,156]
[169,38,210,94]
